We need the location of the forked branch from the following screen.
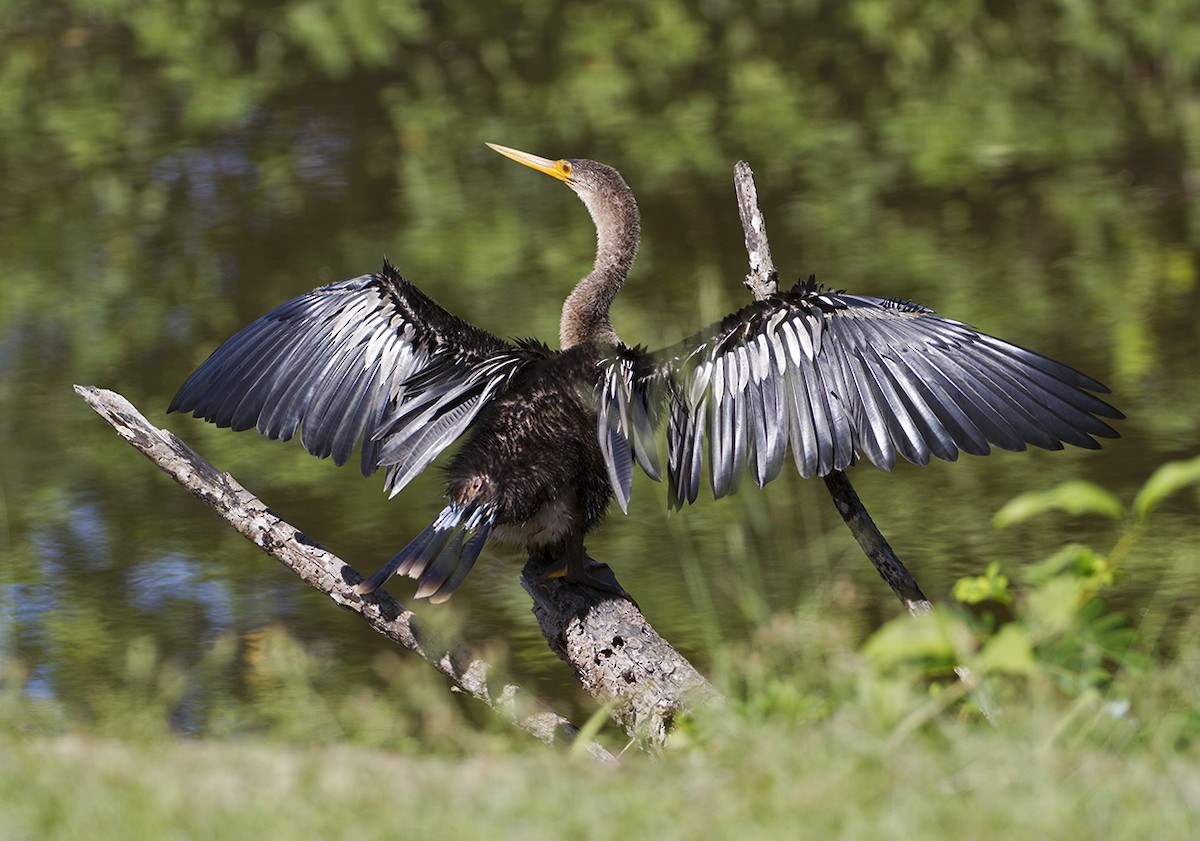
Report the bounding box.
[78,162,929,761]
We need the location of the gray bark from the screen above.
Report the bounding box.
[521,553,721,748]
[77,161,935,759]
[735,161,780,301]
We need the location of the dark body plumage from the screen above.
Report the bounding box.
[450,342,614,543]
[170,144,1121,603]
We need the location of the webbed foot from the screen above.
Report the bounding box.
[540,555,636,605]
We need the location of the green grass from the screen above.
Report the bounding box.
[3,598,1197,841]
[2,678,1196,841]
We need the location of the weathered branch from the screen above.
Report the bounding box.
[822,472,930,613]
[74,385,615,761]
[731,162,932,616]
[520,553,721,748]
[735,161,779,300]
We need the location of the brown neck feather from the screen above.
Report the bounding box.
[560,174,640,349]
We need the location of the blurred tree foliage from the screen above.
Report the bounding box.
[1,0,1198,733]
[3,0,1197,374]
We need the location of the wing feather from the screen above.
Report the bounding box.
[594,346,665,511]
[171,262,519,494]
[659,283,1120,503]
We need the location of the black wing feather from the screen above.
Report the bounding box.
[654,284,1120,504]
[595,347,665,512]
[171,262,517,493]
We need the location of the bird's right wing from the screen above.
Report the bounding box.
[170,260,522,496]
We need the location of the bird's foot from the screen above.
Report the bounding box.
[540,557,636,605]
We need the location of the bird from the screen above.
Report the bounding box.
[169,142,1122,603]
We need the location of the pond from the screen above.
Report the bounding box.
[2,1,1197,729]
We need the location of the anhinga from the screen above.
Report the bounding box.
[170,143,1122,603]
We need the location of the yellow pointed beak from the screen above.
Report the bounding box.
[486,142,575,186]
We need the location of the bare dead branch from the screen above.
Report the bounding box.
[74,385,615,761]
[735,160,779,301]
[78,161,934,759]
[730,165,932,616]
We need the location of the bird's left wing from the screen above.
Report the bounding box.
[170,260,523,496]
[649,278,1121,508]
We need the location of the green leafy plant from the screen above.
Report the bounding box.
[865,455,1200,702]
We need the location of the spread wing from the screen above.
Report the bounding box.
[170,260,523,496]
[601,278,1122,509]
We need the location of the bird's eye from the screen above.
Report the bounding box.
[559,161,573,176]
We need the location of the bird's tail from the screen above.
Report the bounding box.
[354,502,496,603]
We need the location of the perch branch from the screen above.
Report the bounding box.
[731,162,932,615]
[520,553,721,748]
[74,385,615,761]
[822,472,930,613]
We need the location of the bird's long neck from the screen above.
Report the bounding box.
[560,185,640,349]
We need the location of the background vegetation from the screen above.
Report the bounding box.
[1,0,1197,835]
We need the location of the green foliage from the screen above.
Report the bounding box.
[993,480,1124,527]
[1133,453,1200,519]
[1,687,1196,841]
[710,450,1189,741]
[996,454,1200,533]
[2,461,1198,838]
[1023,543,1117,591]
[952,560,1012,605]
[864,456,1196,713]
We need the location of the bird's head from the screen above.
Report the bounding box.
[486,142,634,214]
[486,142,641,350]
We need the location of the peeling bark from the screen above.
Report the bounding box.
[735,161,780,301]
[77,162,932,760]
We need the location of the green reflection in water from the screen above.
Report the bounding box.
[1,1,1197,730]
